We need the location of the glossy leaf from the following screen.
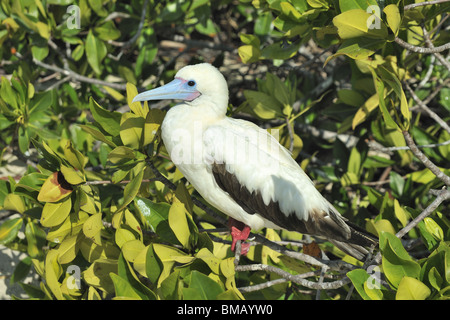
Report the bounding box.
[396,277,431,300]
[37,172,73,203]
[168,202,190,249]
[0,218,23,245]
[380,232,421,288]
[183,271,224,300]
[41,196,72,227]
[86,29,107,74]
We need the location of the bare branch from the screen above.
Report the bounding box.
[396,187,450,238]
[422,26,450,72]
[403,131,450,186]
[404,0,450,10]
[235,263,351,290]
[16,52,127,91]
[394,36,450,54]
[368,139,450,153]
[405,82,450,135]
[238,278,288,293]
[285,117,294,152]
[108,0,149,49]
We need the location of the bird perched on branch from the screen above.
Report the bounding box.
[133,63,378,260]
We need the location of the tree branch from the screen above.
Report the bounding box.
[396,187,450,238]
[373,187,450,264]
[405,82,450,135]
[15,52,127,91]
[403,131,450,186]
[235,264,351,290]
[394,36,450,54]
[421,26,450,72]
[404,0,450,10]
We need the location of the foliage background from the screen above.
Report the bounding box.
[0,0,449,300]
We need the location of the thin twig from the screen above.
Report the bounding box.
[369,139,450,152]
[403,131,450,186]
[108,0,149,49]
[235,264,351,290]
[394,37,450,54]
[422,26,450,72]
[238,278,288,293]
[285,117,294,153]
[404,0,450,10]
[15,52,127,91]
[396,187,450,238]
[405,83,450,135]
[373,187,450,264]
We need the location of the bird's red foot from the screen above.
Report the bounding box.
[228,218,251,255]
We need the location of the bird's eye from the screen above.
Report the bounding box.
[187,80,196,87]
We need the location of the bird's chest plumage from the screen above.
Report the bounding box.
[161,105,217,185]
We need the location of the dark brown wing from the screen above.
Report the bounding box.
[211,162,378,259]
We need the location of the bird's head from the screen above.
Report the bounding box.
[133,63,229,116]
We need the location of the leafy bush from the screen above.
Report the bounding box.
[0,0,449,300]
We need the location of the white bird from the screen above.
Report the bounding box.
[133,63,377,260]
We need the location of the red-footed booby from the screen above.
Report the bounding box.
[133,63,378,260]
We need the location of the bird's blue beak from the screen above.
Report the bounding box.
[132,78,200,103]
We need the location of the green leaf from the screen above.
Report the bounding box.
[261,41,301,60]
[168,202,190,249]
[145,244,163,284]
[25,221,46,258]
[60,165,85,185]
[63,140,86,171]
[41,196,72,227]
[116,169,144,212]
[1,77,18,109]
[396,277,431,300]
[83,258,117,294]
[127,83,148,117]
[94,20,121,41]
[325,38,385,64]
[369,68,399,130]
[184,271,224,300]
[153,243,189,285]
[0,218,23,245]
[83,213,103,244]
[376,66,409,129]
[79,124,117,148]
[352,93,379,129]
[10,256,32,284]
[254,11,272,35]
[116,253,157,300]
[55,233,82,264]
[339,0,377,12]
[160,269,181,299]
[383,4,401,35]
[44,249,63,299]
[115,227,136,248]
[238,45,261,64]
[122,240,145,263]
[243,90,284,119]
[424,217,444,241]
[108,146,136,164]
[86,29,107,74]
[110,273,142,299]
[134,197,180,244]
[3,193,26,213]
[89,98,121,137]
[37,172,73,203]
[347,269,372,300]
[120,113,145,149]
[333,9,388,39]
[380,232,421,288]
